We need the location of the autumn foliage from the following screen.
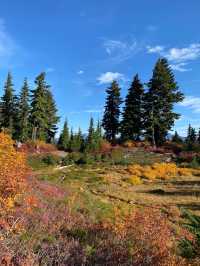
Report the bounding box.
[128,162,194,181]
[0,132,28,199]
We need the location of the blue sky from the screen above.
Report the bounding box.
[0,0,200,135]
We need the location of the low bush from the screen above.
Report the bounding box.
[179,210,200,259]
[0,132,28,198]
[127,175,143,185]
[128,163,193,180]
[42,154,60,166]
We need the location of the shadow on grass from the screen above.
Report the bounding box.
[139,189,200,197]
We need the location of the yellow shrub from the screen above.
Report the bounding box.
[127,175,143,185]
[128,162,193,181]
[178,168,192,176]
[128,164,143,176]
[0,132,28,199]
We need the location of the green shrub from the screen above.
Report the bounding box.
[179,210,200,259]
[76,153,95,165]
[42,154,60,166]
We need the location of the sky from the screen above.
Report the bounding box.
[0,0,200,136]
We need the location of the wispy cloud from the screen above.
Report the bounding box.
[102,38,139,63]
[97,71,125,84]
[70,109,102,115]
[170,62,191,72]
[146,43,200,72]
[147,45,164,54]
[46,67,55,73]
[0,18,16,59]
[179,96,200,113]
[77,70,84,75]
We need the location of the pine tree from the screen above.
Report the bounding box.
[17,78,30,142]
[144,58,184,146]
[121,74,144,141]
[94,119,103,150]
[186,124,196,144]
[58,120,69,150]
[30,72,59,142]
[86,117,96,151]
[197,128,200,144]
[172,131,182,143]
[45,88,59,143]
[0,72,16,136]
[102,81,122,143]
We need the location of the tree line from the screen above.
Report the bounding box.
[0,57,185,148]
[102,58,184,146]
[0,72,59,143]
[57,118,103,152]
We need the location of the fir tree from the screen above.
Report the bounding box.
[85,117,96,151]
[172,131,182,143]
[58,120,69,150]
[30,72,59,142]
[0,72,16,136]
[186,124,196,144]
[17,78,30,142]
[121,74,144,141]
[144,58,184,146]
[45,88,59,142]
[197,129,200,144]
[102,81,122,143]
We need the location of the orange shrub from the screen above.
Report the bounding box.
[0,132,28,199]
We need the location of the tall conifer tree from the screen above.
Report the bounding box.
[58,120,69,150]
[17,78,30,141]
[0,72,16,136]
[102,81,122,143]
[144,58,184,146]
[30,72,59,142]
[121,74,144,141]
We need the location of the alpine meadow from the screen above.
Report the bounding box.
[0,1,200,265]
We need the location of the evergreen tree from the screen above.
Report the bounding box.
[17,78,30,141]
[30,72,59,142]
[94,120,103,150]
[75,127,84,152]
[45,88,59,142]
[85,117,96,151]
[172,131,182,143]
[121,74,144,141]
[0,72,16,136]
[102,81,122,143]
[186,124,196,144]
[58,120,69,150]
[197,128,200,144]
[96,119,102,139]
[144,58,184,146]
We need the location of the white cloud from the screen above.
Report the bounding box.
[97,72,125,84]
[70,109,102,115]
[179,96,200,113]
[102,38,138,63]
[146,43,200,72]
[104,40,128,55]
[146,45,164,54]
[77,70,84,75]
[166,44,200,62]
[170,62,191,72]
[46,67,55,73]
[0,18,16,58]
